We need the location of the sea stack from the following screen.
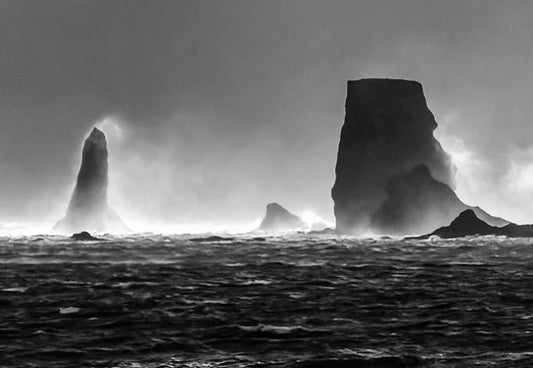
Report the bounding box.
[332,79,455,234]
[55,128,128,233]
[259,203,305,231]
[331,79,507,235]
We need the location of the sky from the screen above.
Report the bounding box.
[1,0,533,230]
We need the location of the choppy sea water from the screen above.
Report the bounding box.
[1,234,532,368]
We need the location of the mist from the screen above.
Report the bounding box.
[1,0,533,231]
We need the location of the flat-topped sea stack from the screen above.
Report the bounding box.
[259,203,305,231]
[412,209,533,239]
[331,78,505,235]
[55,128,128,233]
[332,79,455,234]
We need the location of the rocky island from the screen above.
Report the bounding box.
[54,128,128,233]
[259,203,305,231]
[332,78,505,235]
[412,209,533,239]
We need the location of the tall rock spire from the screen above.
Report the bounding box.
[55,127,128,233]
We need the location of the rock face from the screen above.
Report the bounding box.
[55,128,127,233]
[332,79,455,234]
[413,209,533,239]
[428,210,499,238]
[71,231,100,241]
[259,203,305,231]
[501,223,533,238]
[371,165,508,235]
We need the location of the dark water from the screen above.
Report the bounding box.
[1,234,532,368]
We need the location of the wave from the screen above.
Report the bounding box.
[238,324,319,334]
[2,236,533,367]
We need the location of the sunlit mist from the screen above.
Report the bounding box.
[2,0,533,231]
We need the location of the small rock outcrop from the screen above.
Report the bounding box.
[310,222,329,232]
[55,128,128,233]
[412,209,533,239]
[259,203,305,231]
[371,165,507,235]
[332,79,455,234]
[71,231,100,241]
[424,209,497,238]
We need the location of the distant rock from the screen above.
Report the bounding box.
[310,222,328,232]
[371,165,507,235]
[190,236,235,242]
[259,203,305,231]
[307,227,337,235]
[332,79,455,234]
[427,209,497,238]
[55,128,128,233]
[412,209,533,239]
[71,231,100,241]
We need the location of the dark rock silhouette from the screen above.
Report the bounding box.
[500,223,533,237]
[431,209,499,238]
[71,231,100,241]
[371,165,508,235]
[259,203,305,231]
[332,78,455,234]
[412,209,533,239]
[55,128,128,233]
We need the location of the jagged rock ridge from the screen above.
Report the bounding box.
[259,203,305,231]
[412,209,533,239]
[55,127,128,233]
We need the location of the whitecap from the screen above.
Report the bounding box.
[2,287,28,293]
[239,324,301,334]
[223,262,245,267]
[288,292,306,299]
[59,307,80,314]
[239,279,272,285]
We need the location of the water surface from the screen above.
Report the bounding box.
[1,234,532,367]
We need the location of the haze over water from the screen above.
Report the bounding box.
[3,1,533,228]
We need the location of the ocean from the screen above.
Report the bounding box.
[1,234,532,367]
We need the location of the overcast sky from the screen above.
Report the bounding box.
[1,0,533,229]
